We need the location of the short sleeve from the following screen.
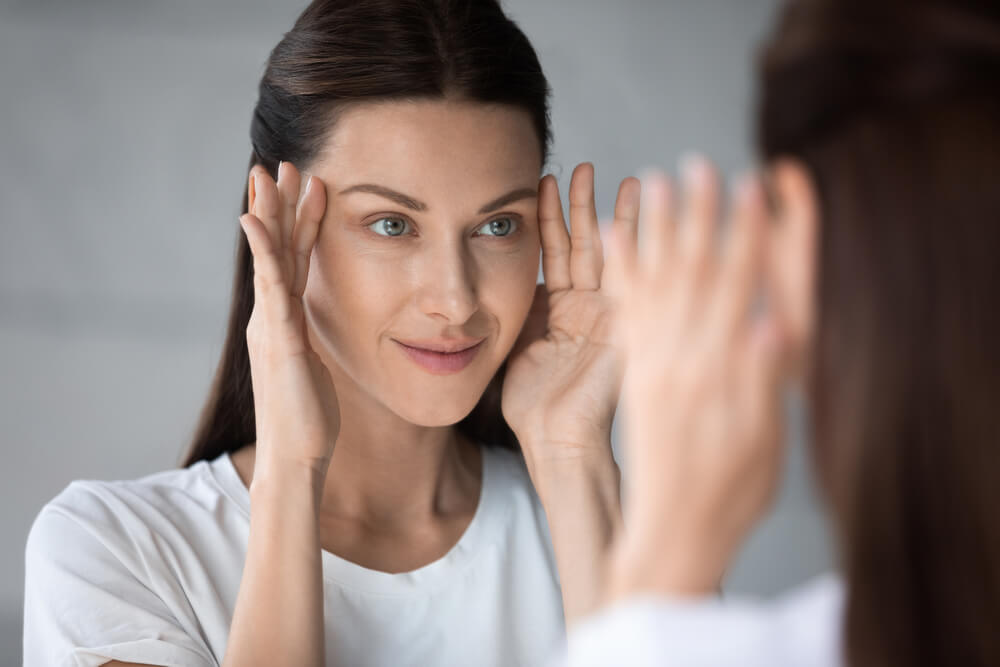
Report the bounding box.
[549,576,844,667]
[23,501,217,667]
[553,596,777,667]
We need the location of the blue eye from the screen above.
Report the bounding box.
[368,217,411,237]
[476,217,517,237]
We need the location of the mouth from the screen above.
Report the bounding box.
[392,338,486,375]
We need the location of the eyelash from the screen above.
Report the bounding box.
[365,215,521,239]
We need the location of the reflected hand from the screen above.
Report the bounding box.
[605,157,785,597]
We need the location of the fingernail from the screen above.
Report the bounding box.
[305,174,314,195]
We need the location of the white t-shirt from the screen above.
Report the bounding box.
[549,573,845,667]
[23,446,566,667]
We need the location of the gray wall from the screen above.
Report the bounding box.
[0,0,833,664]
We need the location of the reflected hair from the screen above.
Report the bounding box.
[758,1,1000,665]
[182,0,551,468]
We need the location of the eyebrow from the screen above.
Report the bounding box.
[338,183,537,215]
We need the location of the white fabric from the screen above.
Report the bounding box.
[549,573,844,667]
[23,446,566,667]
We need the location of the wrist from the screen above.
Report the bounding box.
[250,456,327,510]
[523,443,620,507]
[605,527,723,603]
[521,439,624,625]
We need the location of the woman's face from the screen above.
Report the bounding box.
[303,99,543,426]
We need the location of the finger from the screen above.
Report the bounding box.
[710,174,769,343]
[603,220,639,302]
[538,174,572,293]
[276,161,302,254]
[671,156,720,326]
[678,154,720,284]
[739,312,784,462]
[568,162,603,290]
[602,176,640,291]
[291,173,328,298]
[613,177,641,244]
[240,213,292,323]
[249,167,283,274]
[637,171,674,278]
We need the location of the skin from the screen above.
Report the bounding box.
[103,99,637,667]
[106,105,816,665]
[236,100,545,572]
[600,157,819,602]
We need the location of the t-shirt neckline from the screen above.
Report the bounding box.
[209,445,504,596]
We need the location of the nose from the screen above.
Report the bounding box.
[415,241,479,325]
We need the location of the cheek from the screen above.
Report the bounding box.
[479,248,540,346]
[303,232,407,366]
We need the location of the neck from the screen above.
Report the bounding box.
[234,366,483,530]
[320,380,481,526]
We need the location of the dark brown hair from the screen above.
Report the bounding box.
[758,1,1000,664]
[182,0,551,467]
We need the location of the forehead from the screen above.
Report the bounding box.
[313,99,542,205]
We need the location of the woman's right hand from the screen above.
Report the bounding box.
[239,161,340,482]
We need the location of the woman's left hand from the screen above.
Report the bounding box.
[502,163,639,470]
[501,162,639,623]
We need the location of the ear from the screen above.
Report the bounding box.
[766,158,819,381]
[247,169,258,215]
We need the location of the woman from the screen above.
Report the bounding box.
[557,0,1000,665]
[23,1,633,665]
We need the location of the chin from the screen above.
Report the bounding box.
[392,405,474,427]
[386,377,493,427]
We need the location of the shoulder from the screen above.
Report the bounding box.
[563,575,845,667]
[771,573,845,665]
[23,463,232,666]
[774,571,845,611]
[25,457,239,575]
[482,446,546,517]
[23,503,218,667]
[483,445,532,488]
[33,459,225,534]
[480,444,560,564]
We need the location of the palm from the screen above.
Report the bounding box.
[504,286,621,453]
[502,164,640,458]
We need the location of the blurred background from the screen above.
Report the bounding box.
[0,0,833,663]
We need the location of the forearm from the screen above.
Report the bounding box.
[526,446,623,627]
[223,462,326,667]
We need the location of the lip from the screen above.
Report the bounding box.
[393,338,486,375]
